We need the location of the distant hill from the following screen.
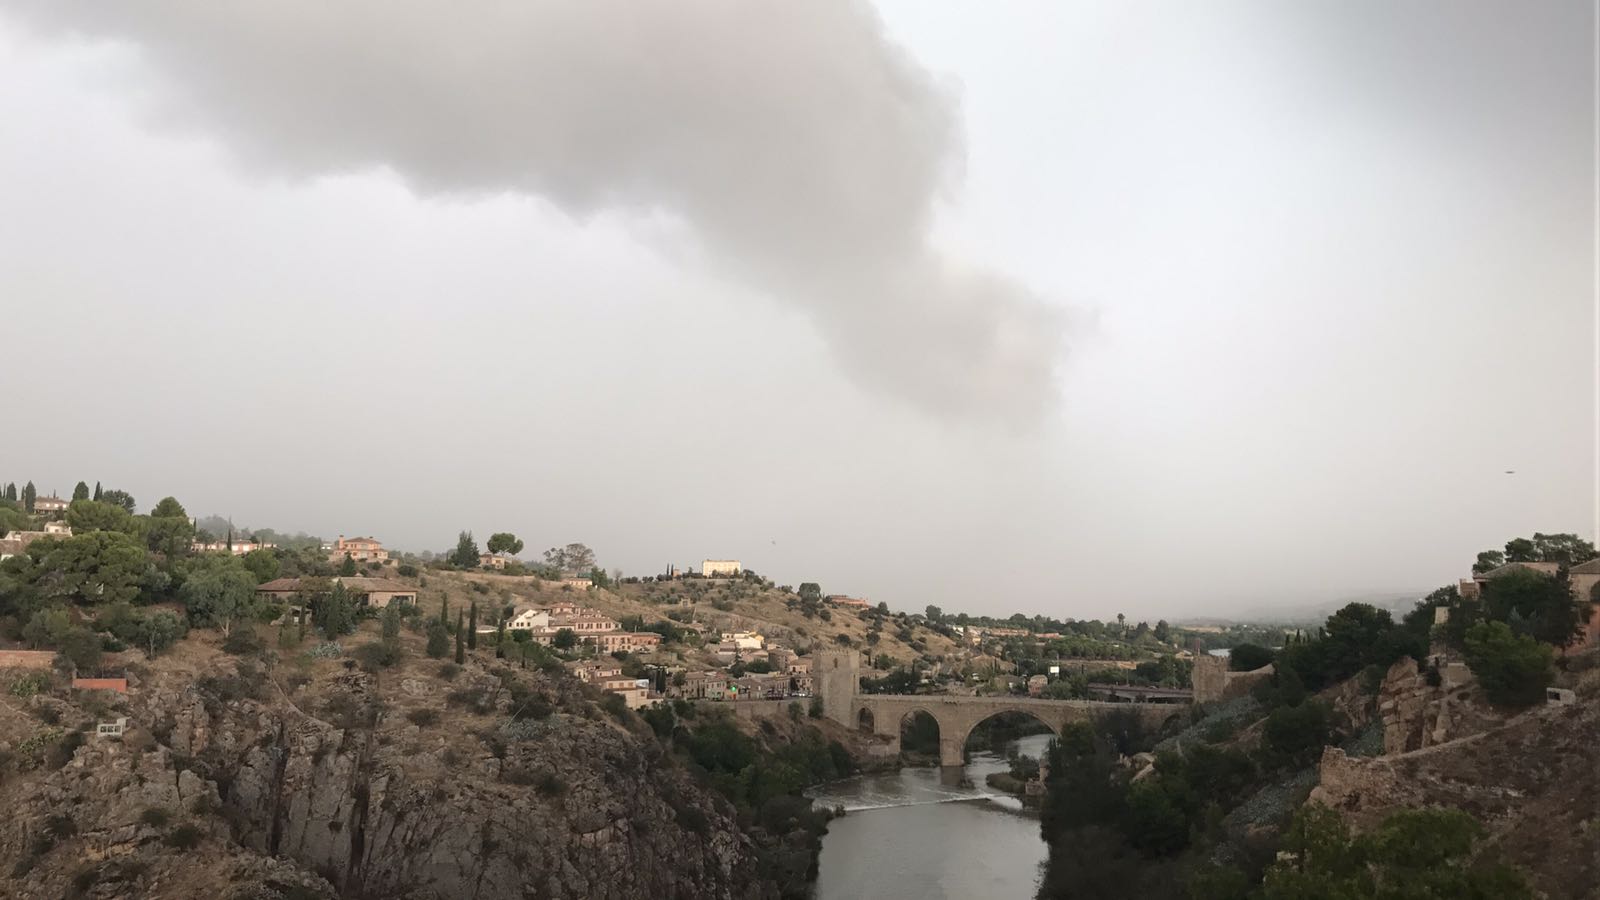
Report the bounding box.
[1187,590,1431,627]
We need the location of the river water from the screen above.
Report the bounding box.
[808,734,1053,900]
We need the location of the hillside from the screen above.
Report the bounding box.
[0,624,775,900]
[433,570,965,671]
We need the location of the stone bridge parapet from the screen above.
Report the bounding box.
[815,648,1190,767]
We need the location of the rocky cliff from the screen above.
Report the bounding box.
[0,640,774,900]
[1310,670,1599,900]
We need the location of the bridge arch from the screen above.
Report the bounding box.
[856,706,875,734]
[898,707,944,763]
[958,708,1059,761]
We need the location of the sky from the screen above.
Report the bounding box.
[0,1,1593,621]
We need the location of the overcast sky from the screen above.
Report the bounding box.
[1,1,1592,621]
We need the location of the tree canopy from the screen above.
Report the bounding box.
[179,555,259,636]
[1480,568,1584,647]
[1462,621,1553,707]
[150,496,188,519]
[544,542,596,573]
[450,531,480,567]
[486,532,524,556]
[1474,532,1596,572]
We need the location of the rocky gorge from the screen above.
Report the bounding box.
[0,635,778,900]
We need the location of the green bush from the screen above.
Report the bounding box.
[406,708,439,727]
[354,641,401,672]
[1263,804,1532,899]
[1228,643,1275,671]
[1260,700,1333,768]
[1463,621,1553,707]
[9,672,49,699]
[163,824,203,849]
[139,807,171,828]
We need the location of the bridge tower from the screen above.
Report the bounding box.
[815,647,860,728]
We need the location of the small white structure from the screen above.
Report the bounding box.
[719,631,764,651]
[1546,687,1576,706]
[507,609,552,631]
[96,717,128,739]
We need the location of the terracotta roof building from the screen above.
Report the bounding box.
[257,576,417,609]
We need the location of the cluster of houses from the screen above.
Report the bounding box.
[491,599,663,652]
[0,520,73,560]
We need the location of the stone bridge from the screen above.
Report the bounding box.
[817,649,1193,768]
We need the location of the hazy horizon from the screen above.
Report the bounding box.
[2,1,1593,621]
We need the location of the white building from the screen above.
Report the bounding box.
[506,609,552,631]
[719,631,765,651]
[702,559,742,577]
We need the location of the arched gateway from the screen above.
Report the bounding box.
[815,649,1188,768]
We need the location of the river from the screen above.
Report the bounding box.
[807,733,1053,900]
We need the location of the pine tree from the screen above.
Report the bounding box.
[454,612,465,664]
[467,602,478,650]
[72,481,89,501]
[92,481,102,502]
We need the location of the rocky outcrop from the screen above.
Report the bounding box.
[0,655,774,900]
[1375,656,1501,754]
[1309,699,1599,900]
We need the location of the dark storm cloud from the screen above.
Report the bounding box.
[3,1,1067,423]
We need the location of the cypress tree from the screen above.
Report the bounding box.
[495,620,506,659]
[2,483,13,502]
[467,602,478,650]
[440,597,450,629]
[92,481,102,501]
[454,612,465,664]
[426,620,449,658]
[72,481,89,501]
[22,481,35,513]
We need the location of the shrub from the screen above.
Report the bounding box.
[397,563,418,578]
[406,708,440,727]
[221,628,265,656]
[43,814,77,839]
[808,697,824,719]
[426,621,450,659]
[1228,643,1275,671]
[446,686,495,715]
[9,672,49,699]
[1463,621,1554,707]
[46,730,85,769]
[355,641,402,672]
[139,807,171,828]
[163,824,203,849]
[536,772,567,797]
[436,662,462,681]
[599,692,628,719]
[1263,804,1533,899]
[305,641,343,659]
[1259,700,1333,769]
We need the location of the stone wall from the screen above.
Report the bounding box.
[0,650,55,670]
[1191,656,1270,704]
